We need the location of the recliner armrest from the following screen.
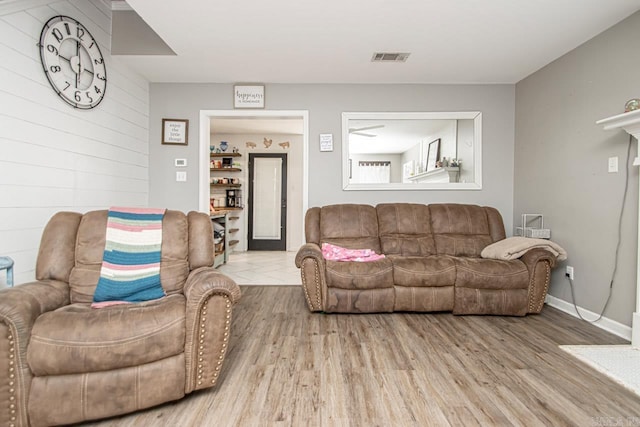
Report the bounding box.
[182,267,241,393]
[183,267,241,304]
[294,242,323,268]
[519,247,558,269]
[295,243,326,311]
[0,280,70,427]
[0,280,70,344]
[518,248,557,314]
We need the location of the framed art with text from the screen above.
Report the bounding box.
[234,85,265,109]
[162,119,189,145]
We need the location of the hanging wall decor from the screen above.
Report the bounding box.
[162,119,189,145]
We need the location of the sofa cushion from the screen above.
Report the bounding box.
[27,294,186,376]
[377,203,436,256]
[325,258,393,290]
[390,255,456,287]
[429,204,494,257]
[319,204,381,253]
[68,210,190,303]
[326,288,395,313]
[394,286,454,312]
[454,258,529,290]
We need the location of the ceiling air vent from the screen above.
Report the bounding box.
[371,52,410,62]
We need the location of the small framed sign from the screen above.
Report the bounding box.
[162,119,189,145]
[320,133,333,152]
[234,84,265,109]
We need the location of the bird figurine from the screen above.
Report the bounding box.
[263,138,273,148]
[278,141,290,149]
[246,141,256,149]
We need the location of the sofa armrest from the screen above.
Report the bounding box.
[295,243,326,312]
[0,280,70,427]
[519,248,557,314]
[183,267,241,393]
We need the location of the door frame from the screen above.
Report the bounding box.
[198,110,309,251]
[247,153,288,250]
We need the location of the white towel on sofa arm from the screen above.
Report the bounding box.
[480,236,567,261]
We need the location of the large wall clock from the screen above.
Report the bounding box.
[39,15,107,109]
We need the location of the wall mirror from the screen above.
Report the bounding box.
[342,112,482,190]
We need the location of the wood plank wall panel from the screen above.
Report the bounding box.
[0,0,150,287]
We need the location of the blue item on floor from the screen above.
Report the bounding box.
[0,256,14,287]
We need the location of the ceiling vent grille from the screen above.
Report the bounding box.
[371,52,410,62]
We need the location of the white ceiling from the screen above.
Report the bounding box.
[120,0,640,84]
[348,119,454,154]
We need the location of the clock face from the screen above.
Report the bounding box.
[39,15,107,109]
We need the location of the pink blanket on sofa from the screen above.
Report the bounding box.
[321,243,386,262]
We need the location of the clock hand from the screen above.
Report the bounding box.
[76,40,80,88]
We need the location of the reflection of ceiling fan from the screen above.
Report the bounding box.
[349,124,384,137]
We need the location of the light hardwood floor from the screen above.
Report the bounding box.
[86,286,638,426]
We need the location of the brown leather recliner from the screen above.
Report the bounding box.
[0,210,241,426]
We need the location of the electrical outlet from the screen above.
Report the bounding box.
[565,266,574,280]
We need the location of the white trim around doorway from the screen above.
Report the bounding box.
[198,110,309,250]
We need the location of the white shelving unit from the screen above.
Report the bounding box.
[597,108,640,346]
[210,213,229,268]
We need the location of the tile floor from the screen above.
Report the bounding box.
[216,250,301,285]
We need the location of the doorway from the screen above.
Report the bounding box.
[248,153,287,250]
[198,110,308,252]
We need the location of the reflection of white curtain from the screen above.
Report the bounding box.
[359,164,390,184]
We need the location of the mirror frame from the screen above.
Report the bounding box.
[342,111,482,191]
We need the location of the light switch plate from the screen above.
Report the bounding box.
[608,156,618,173]
[175,158,187,167]
[176,171,187,182]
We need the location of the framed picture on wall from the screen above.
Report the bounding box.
[234,84,265,109]
[425,138,441,172]
[162,119,189,145]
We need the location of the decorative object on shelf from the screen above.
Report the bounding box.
[515,214,551,239]
[263,138,272,148]
[246,141,256,149]
[234,84,265,109]
[279,141,290,149]
[210,145,216,153]
[39,15,107,109]
[625,98,640,113]
[232,146,239,153]
[220,141,228,152]
[450,158,462,167]
[162,119,189,145]
[425,138,441,172]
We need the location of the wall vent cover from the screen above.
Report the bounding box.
[371,52,410,62]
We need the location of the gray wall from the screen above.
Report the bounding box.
[514,11,640,326]
[150,84,516,230]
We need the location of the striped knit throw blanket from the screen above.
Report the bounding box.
[92,207,166,308]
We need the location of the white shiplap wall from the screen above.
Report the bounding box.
[0,0,150,287]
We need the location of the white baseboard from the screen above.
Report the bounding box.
[545,294,631,341]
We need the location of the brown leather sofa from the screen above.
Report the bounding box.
[295,203,556,315]
[0,210,241,426]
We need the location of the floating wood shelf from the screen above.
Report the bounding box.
[210,184,241,188]
[210,168,242,172]
[229,228,239,233]
[229,216,240,220]
[210,152,241,157]
[229,240,239,246]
